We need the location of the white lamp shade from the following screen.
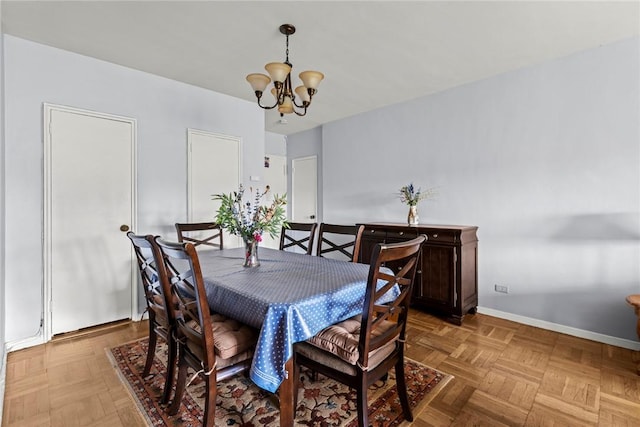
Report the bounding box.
[278,96,294,114]
[299,71,324,89]
[295,85,310,103]
[265,62,292,83]
[246,73,271,92]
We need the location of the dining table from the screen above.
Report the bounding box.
[196,246,398,426]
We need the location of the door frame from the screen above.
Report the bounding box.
[43,103,138,341]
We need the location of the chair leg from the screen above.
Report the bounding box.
[628,299,640,375]
[356,377,369,427]
[636,310,640,375]
[161,334,177,404]
[143,327,157,377]
[168,354,188,416]
[203,371,217,427]
[395,358,413,422]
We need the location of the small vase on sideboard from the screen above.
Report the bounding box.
[407,206,419,225]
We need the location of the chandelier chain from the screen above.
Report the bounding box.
[285,34,290,64]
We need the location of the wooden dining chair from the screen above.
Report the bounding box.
[279,222,317,255]
[126,232,177,404]
[293,235,426,427]
[155,238,258,427]
[315,223,364,262]
[175,222,223,250]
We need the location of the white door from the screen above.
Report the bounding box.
[187,129,241,248]
[262,155,287,249]
[44,104,136,337]
[292,156,317,222]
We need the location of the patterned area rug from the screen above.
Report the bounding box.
[108,338,452,426]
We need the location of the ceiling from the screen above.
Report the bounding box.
[2,1,639,135]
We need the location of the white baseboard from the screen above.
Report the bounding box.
[477,306,640,351]
[6,333,46,352]
[6,313,146,353]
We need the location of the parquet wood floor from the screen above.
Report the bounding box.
[3,311,639,426]
[406,311,640,426]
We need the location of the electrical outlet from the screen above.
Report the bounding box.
[494,284,509,294]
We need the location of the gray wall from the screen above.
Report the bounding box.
[3,35,265,345]
[265,131,286,156]
[294,36,640,343]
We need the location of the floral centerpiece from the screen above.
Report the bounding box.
[213,184,287,267]
[398,183,435,225]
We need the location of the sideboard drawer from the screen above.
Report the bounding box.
[424,229,458,243]
[365,228,381,237]
[386,229,418,241]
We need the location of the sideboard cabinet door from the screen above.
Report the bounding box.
[415,245,456,312]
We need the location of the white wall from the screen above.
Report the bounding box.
[3,35,265,345]
[0,2,7,419]
[313,36,640,343]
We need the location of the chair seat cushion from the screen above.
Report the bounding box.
[304,315,397,368]
[210,314,257,360]
[186,314,257,360]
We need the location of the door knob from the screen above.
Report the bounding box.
[120,225,130,232]
[310,215,316,219]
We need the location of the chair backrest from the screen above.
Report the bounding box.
[155,238,216,371]
[175,222,223,250]
[316,223,364,262]
[358,235,426,369]
[126,232,175,329]
[279,222,318,255]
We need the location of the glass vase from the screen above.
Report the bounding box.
[407,205,419,225]
[243,238,260,267]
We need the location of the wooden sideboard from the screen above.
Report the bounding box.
[358,223,478,325]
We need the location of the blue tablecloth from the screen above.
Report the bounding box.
[197,247,397,393]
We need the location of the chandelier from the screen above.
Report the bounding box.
[246,24,324,117]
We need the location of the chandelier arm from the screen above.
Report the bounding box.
[256,96,279,110]
[291,96,311,109]
[274,81,286,106]
[293,106,308,117]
